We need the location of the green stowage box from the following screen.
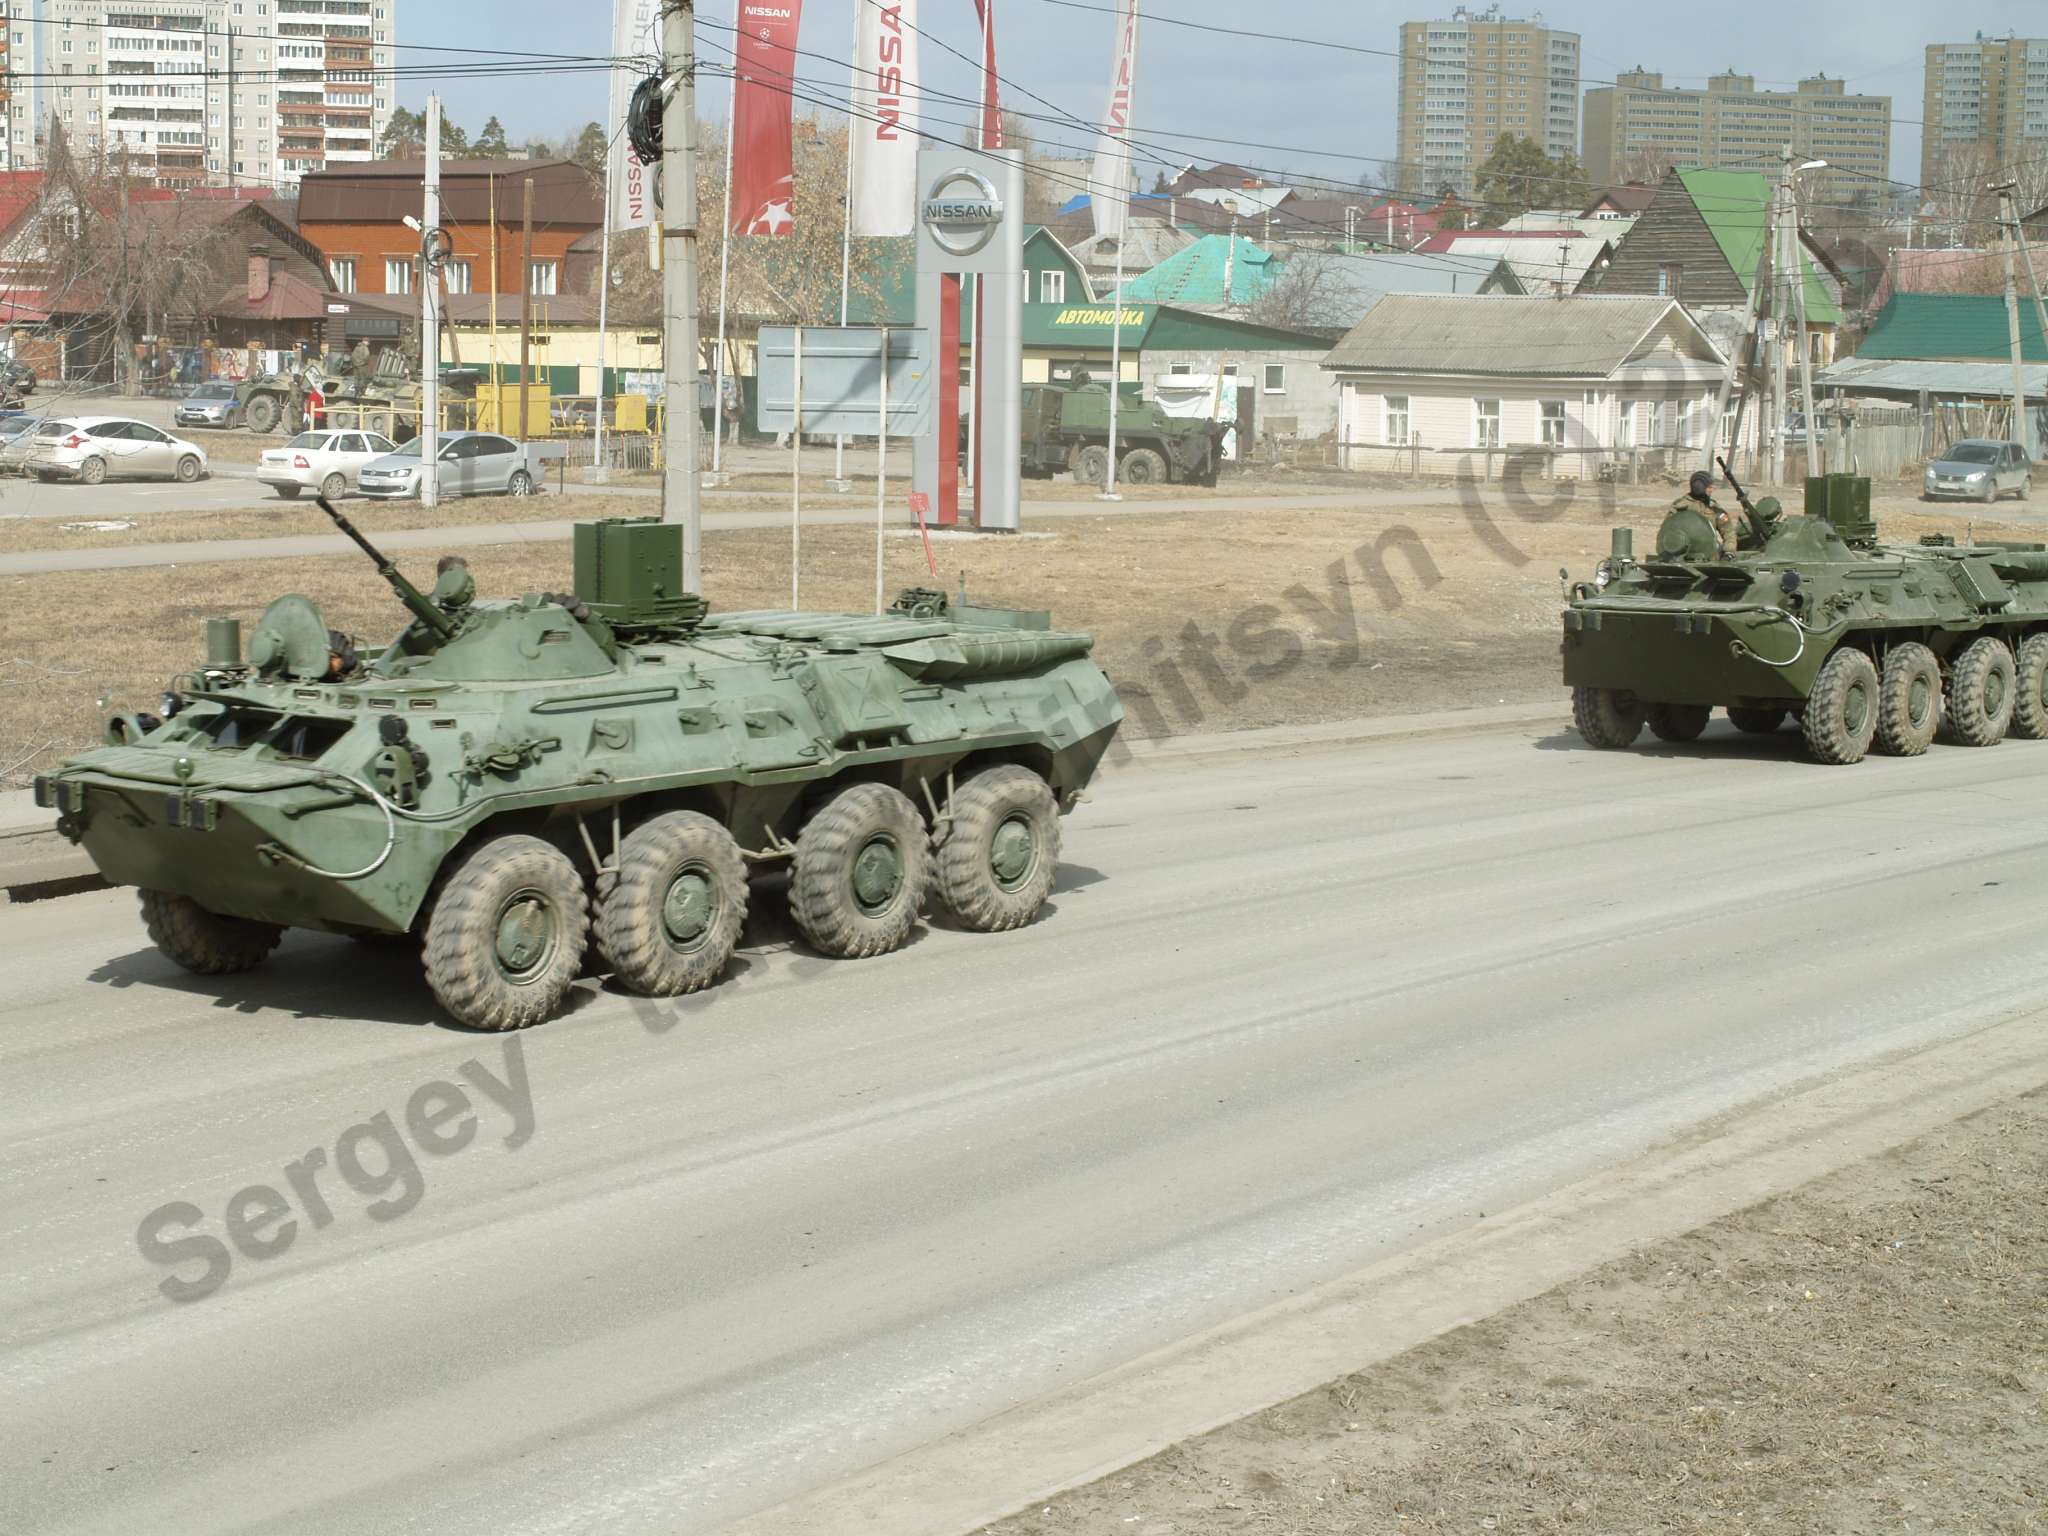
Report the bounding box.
[1805,474,1874,542]
[574,516,692,625]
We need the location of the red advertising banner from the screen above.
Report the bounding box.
[731,1,804,235]
[973,0,1002,149]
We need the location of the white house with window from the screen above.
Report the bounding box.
[1323,293,1728,478]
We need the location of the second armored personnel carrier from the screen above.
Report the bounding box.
[1562,472,2048,765]
[34,511,1123,1030]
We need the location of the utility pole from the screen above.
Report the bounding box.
[1998,183,2027,449]
[1768,155,1790,485]
[662,0,705,587]
[1786,150,1819,477]
[2012,209,2048,457]
[421,93,441,507]
[518,174,534,447]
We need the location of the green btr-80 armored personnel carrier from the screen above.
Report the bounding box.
[34,510,1122,1029]
[1563,471,2048,765]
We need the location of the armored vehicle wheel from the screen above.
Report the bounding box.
[320,471,346,500]
[77,456,107,486]
[1571,686,1642,748]
[791,783,930,959]
[140,890,283,975]
[365,409,395,437]
[936,765,1061,932]
[598,811,750,996]
[273,484,302,499]
[1645,702,1710,742]
[245,393,282,434]
[1074,444,1110,487]
[175,454,203,483]
[2013,634,2048,739]
[1876,642,1941,756]
[1120,448,1167,485]
[1801,647,1880,764]
[1944,636,2016,747]
[1727,705,1786,734]
[423,834,589,1030]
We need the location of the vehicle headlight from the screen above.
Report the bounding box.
[1594,562,1612,590]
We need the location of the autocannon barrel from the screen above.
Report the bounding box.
[315,495,454,639]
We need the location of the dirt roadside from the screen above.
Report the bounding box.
[983,1088,2047,1536]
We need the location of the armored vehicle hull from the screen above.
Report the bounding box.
[1562,474,2048,764]
[36,515,1122,1029]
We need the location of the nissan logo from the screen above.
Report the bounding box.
[921,169,1003,257]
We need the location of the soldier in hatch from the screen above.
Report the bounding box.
[1657,468,1747,559]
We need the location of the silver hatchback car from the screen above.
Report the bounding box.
[25,416,210,484]
[1924,439,2031,502]
[357,431,540,500]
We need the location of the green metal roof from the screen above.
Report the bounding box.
[1676,168,1841,325]
[1115,234,1278,306]
[1860,292,2048,363]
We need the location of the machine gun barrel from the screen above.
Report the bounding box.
[1715,455,1754,511]
[315,494,454,639]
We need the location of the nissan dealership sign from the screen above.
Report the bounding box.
[920,168,1004,258]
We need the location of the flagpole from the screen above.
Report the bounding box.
[593,93,616,484]
[1101,0,1136,503]
[966,0,994,504]
[834,43,854,492]
[710,28,739,482]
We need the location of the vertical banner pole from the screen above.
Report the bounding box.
[791,325,804,610]
[711,44,739,478]
[837,95,854,488]
[421,94,441,507]
[876,325,889,613]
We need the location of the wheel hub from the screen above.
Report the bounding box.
[494,893,556,981]
[663,867,715,946]
[990,815,1037,889]
[1986,670,2007,716]
[852,836,902,912]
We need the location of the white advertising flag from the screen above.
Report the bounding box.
[609,0,661,230]
[1089,0,1139,239]
[849,0,920,236]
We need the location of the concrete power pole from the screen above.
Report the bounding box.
[2012,211,2048,457]
[421,93,441,508]
[1768,154,1791,486]
[661,1,706,589]
[1999,184,2027,450]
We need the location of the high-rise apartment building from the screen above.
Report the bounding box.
[1583,69,1890,206]
[1922,34,2048,182]
[2,0,395,188]
[1395,5,1581,196]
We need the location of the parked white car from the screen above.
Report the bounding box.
[25,417,208,484]
[256,429,399,500]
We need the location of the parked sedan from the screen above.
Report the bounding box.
[25,417,209,484]
[1924,439,2030,502]
[174,382,242,430]
[256,428,398,499]
[357,431,539,500]
[0,414,39,475]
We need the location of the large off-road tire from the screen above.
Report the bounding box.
[244,392,281,434]
[1801,646,1880,764]
[1645,702,1710,742]
[1074,443,1110,487]
[423,834,589,1030]
[936,765,1061,932]
[1120,447,1168,485]
[1944,635,2016,747]
[1572,686,1642,748]
[77,455,106,486]
[1726,704,1786,734]
[2012,634,2048,739]
[597,811,749,997]
[1875,641,1941,757]
[320,471,346,500]
[140,890,282,975]
[790,783,930,959]
[174,454,202,483]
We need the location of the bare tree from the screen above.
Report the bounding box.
[1925,140,2001,245]
[1611,145,1672,189]
[1244,249,1358,333]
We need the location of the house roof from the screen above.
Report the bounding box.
[1818,355,2048,401]
[1114,234,1279,306]
[1859,292,2048,363]
[211,269,333,323]
[1584,184,1658,216]
[1323,293,1711,376]
[1417,231,1615,293]
[1673,169,1841,324]
[299,159,601,228]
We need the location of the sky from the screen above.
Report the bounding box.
[403,0,2048,195]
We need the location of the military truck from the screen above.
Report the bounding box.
[34,509,1123,1030]
[1017,380,1225,487]
[1562,470,2048,765]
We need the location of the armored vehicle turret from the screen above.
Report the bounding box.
[1562,470,2048,765]
[34,510,1123,1029]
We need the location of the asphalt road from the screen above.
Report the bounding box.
[6,714,2048,1534]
